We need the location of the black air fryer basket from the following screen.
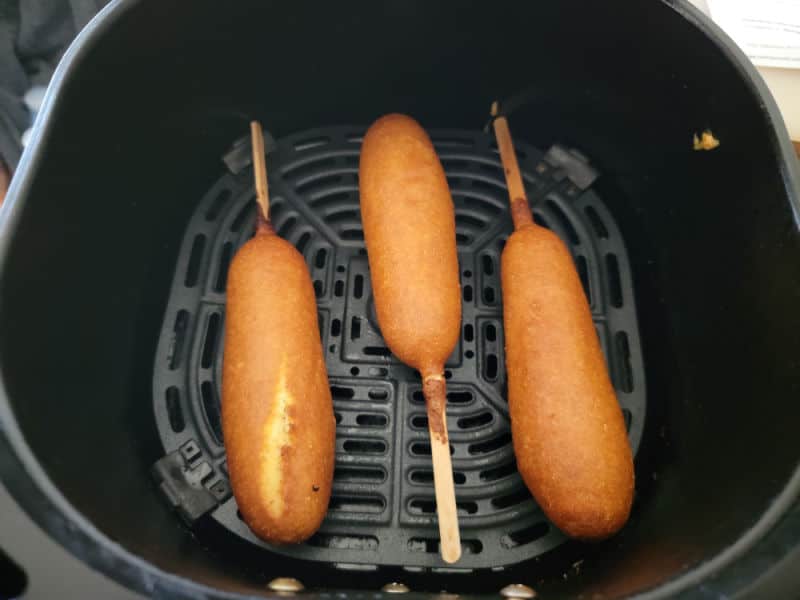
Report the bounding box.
[2,1,800,598]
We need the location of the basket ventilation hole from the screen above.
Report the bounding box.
[329,495,385,512]
[410,442,454,456]
[201,313,221,369]
[485,354,499,380]
[343,439,386,455]
[585,206,609,239]
[331,386,355,400]
[296,174,346,195]
[409,499,478,516]
[546,199,580,245]
[169,310,190,370]
[457,412,493,429]
[307,533,379,551]
[184,235,206,288]
[363,346,391,357]
[335,467,386,483]
[230,203,253,233]
[368,388,388,401]
[576,255,591,303]
[456,213,486,229]
[500,522,550,549]
[277,216,297,237]
[447,391,473,403]
[356,413,387,427]
[411,415,428,429]
[200,381,222,444]
[410,470,467,485]
[350,317,361,340]
[327,209,359,224]
[469,432,511,455]
[214,243,233,292]
[492,488,533,509]
[606,254,623,307]
[533,211,550,229]
[296,232,311,254]
[341,229,364,241]
[616,331,634,392]
[354,274,364,299]
[165,387,184,433]
[479,461,517,482]
[482,255,494,276]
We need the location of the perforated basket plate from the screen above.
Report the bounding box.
[152,126,646,571]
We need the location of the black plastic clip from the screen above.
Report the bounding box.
[151,439,231,525]
[222,127,277,175]
[542,145,599,191]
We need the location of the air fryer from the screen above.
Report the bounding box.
[1,0,799,598]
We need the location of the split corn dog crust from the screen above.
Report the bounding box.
[223,230,335,544]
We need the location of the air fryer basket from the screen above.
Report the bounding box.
[150,125,647,571]
[2,0,800,598]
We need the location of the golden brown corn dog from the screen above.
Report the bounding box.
[222,123,335,544]
[359,114,463,562]
[494,109,634,540]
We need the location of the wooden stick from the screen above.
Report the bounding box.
[491,102,534,230]
[423,374,461,563]
[250,121,270,222]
